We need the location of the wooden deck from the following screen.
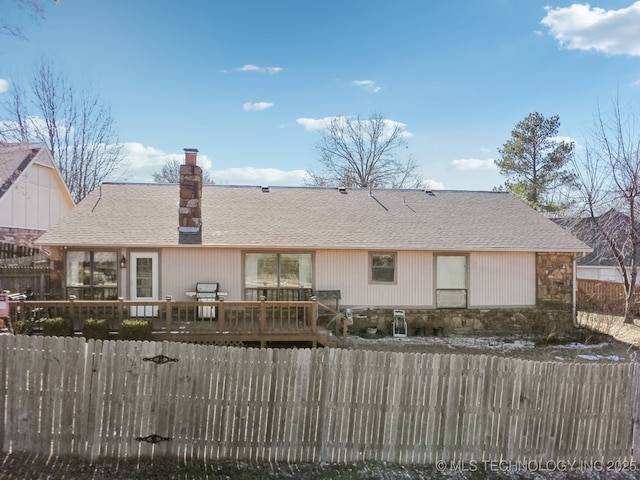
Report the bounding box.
[7,298,342,348]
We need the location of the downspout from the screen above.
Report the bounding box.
[573,252,584,328]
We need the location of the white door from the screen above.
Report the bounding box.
[130,252,159,317]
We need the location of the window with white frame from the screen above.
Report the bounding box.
[436,254,467,308]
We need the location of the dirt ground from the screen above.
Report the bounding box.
[346,331,640,364]
[3,452,640,480]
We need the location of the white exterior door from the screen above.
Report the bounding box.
[130,252,159,317]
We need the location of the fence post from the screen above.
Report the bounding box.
[165,296,172,333]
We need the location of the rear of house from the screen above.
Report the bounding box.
[36,149,590,335]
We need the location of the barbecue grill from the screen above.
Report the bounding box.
[194,282,219,300]
[187,283,227,319]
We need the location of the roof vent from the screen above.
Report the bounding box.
[425,190,436,196]
[261,186,270,193]
[337,187,347,194]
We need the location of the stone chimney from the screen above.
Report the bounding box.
[178,148,202,244]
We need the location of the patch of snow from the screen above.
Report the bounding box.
[556,342,609,350]
[577,354,621,361]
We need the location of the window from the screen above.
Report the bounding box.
[244,253,312,300]
[436,255,467,308]
[370,253,396,283]
[66,251,118,300]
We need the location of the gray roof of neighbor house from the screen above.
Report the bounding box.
[36,183,591,252]
[553,210,638,266]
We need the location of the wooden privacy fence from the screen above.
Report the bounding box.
[0,265,50,298]
[578,279,640,315]
[1,335,639,465]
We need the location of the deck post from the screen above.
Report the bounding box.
[68,295,75,328]
[217,298,225,332]
[165,296,172,333]
[342,316,348,348]
[118,297,124,327]
[260,297,267,348]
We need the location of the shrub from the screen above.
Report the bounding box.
[12,318,34,335]
[119,319,152,341]
[83,318,110,340]
[42,317,74,337]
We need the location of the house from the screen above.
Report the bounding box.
[36,149,591,334]
[0,143,74,252]
[553,210,639,283]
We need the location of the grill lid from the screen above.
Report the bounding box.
[196,283,218,293]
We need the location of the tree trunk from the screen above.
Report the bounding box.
[624,288,636,324]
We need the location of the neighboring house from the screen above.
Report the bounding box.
[0,143,74,251]
[553,210,639,283]
[36,149,590,333]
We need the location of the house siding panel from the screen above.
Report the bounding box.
[1,163,71,231]
[315,250,433,307]
[160,248,242,300]
[469,252,535,307]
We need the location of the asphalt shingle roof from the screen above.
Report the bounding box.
[37,183,591,252]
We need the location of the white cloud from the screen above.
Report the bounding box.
[451,158,497,171]
[424,179,445,190]
[352,80,381,93]
[0,79,9,93]
[296,116,412,137]
[121,143,214,182]
[541,2,640,56]
[212,167,307,186]
[235,64,283,74]
[121,143,307,185]
[243,102,274,112]
[296,116,341,131]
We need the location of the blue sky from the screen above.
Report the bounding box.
[1,0,640,190]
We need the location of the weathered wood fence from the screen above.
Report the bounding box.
[0,265,50,298]
[1,335,639,465]
[577,279,640,315]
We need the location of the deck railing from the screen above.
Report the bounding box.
[6,297,336,347]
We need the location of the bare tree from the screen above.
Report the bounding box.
[0,60,125,203]
[573,97,640,323]
[1,0,58,40]
[153,159,215,184]
[306,113,424,188]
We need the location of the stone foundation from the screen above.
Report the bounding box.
[344,306,575,338]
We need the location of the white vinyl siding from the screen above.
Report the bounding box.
[315,250,433,307]
[156,248,535,308]
[161,248,242,300]
[469,252,535,307]
[0,162,71,230]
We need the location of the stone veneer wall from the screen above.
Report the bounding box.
[345,252,577,337]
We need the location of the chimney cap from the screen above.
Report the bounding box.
[183,148,199,153]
